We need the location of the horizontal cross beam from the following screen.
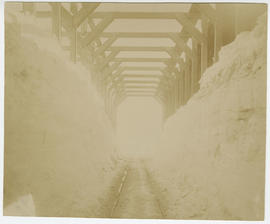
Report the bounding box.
[122,74,162,79]
[100,32,190,38]
[89,12,198,19]
[120,66,165,71]
[123,80,160,84]
[112,58,170,63]
[108,46,173,52]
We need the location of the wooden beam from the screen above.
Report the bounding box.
[123,80,160,84]
[89,12,198,19]
[51,3,62,40]
[94,35,117,56]
[102,62,121,80]
[176,13,206,42]
[123,85,158,89]
[126,94,156,97]
[191,37,198,94]
[123,74,162,79]
[73,3,100,27]
[194,3,217,22]
[100,32,189,38]
[120,66,165,71]
[108,46,173,56]
[112,58,170,63]
[201,15,208,74]
[61,6,73,32]
[81,16,113,46]
[98,50,119,70]
[125,90,156,93]
[169,33,192,59]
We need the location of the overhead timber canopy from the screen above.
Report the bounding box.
[21,2,266,125]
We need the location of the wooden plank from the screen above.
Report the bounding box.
[120,66,165,71]
[125,90,156,93]
[191,37,198,94]
[89,12,198,19]
[112,58,170,63]
[73,3,100,27]
[214,5,223,62]
[51,3,62,40]
[122,74,162,79]
[109,46,173,58]
[81,16,114,46]
[101,62,121,86]
[201,15,208,74]
[123,85,158,89]
[98,50,120,70]
[70,28,77,63]
[61,6,73,31]
[94,35,117,56]
[125,94,156,98]
[104,67,125,83]
[176,13,206,42]
[194,3,217,22]
[100,32,190,38]
[123,80,160,84]
[169,33,192,59]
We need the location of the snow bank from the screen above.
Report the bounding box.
[4,10,119,217]
[148,13,267,220]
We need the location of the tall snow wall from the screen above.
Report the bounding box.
[4,11,119,217]
[148,13,267,220]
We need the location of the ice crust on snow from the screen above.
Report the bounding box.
[148,13,267,220]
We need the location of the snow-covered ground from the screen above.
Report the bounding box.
[147,13,267,220]
[4,8,121,217]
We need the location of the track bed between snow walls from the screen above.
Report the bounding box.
[147,13,267,220]
[4,12,120,217]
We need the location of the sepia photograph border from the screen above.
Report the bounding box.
[0,0,269,223]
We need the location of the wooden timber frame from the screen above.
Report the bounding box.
[22,2,255,127]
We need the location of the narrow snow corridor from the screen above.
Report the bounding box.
[110,160,164,219]
[2,2,267,222]
[97,159,165,219]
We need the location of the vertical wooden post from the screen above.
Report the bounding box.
[172,82,176,112]
[201,16,208,75]
[185,59,191,103]
[175,74,180,108]
[69,3,78,63]
[183,69,188,104]
[70,28,77,63]
[196,42,202,91]
[214,4,223,62]
[51,3,62,40]
[179,71,183,106]
[191,37,198,94]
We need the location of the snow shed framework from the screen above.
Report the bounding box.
[21,2,266,126]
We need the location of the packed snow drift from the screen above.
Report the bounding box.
[147,13,267,220]
[4,10,120,217]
